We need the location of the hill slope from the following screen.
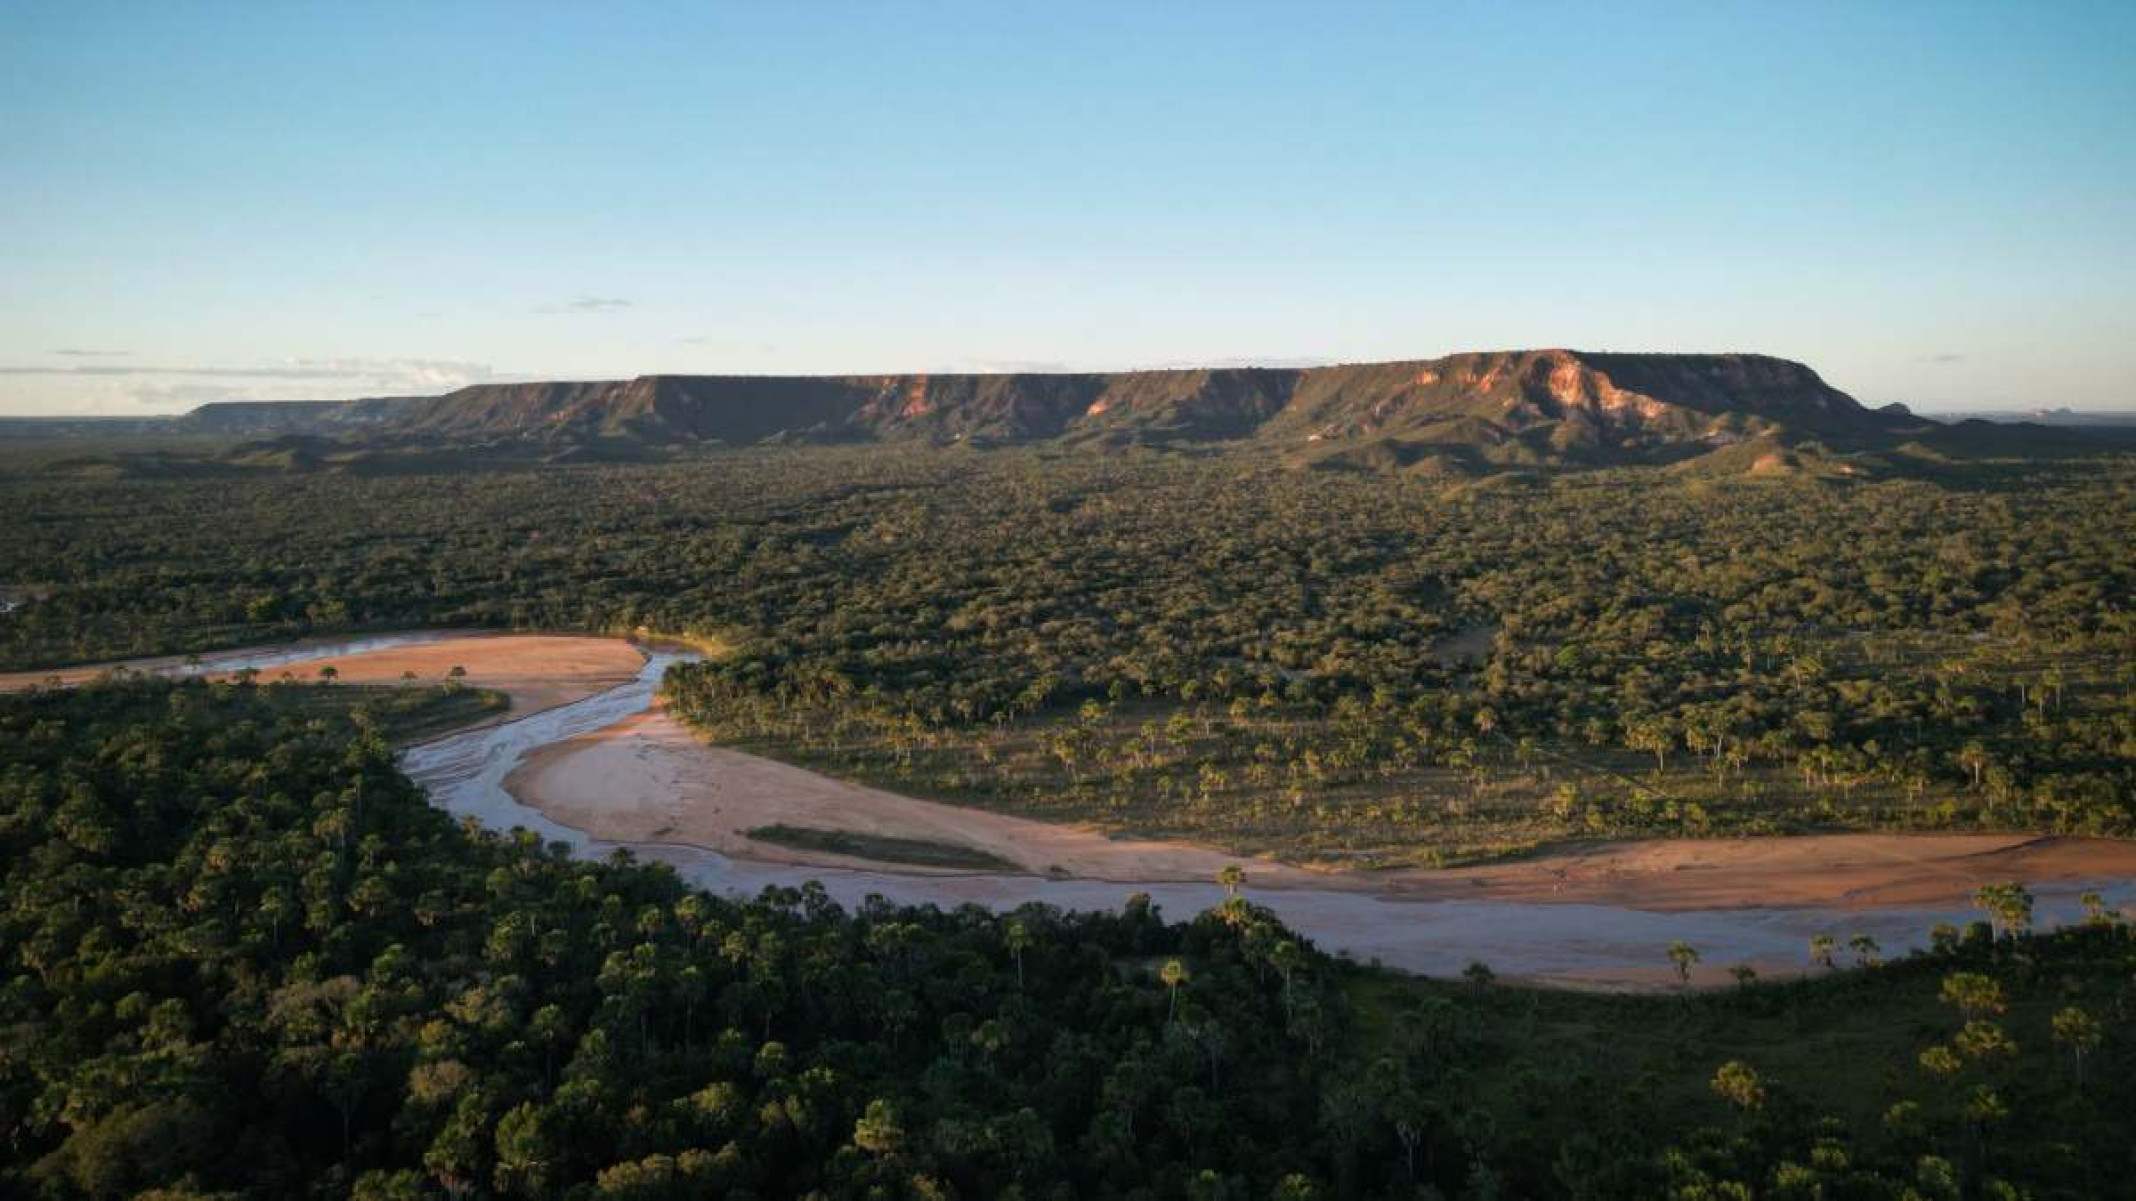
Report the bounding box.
[172,350,1924,469]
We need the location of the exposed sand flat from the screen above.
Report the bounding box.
[1373,832,2136,912]
[0,632,646,723]
[503,706,2136,912]
[243,634,647,719]
[507,707,1331,883]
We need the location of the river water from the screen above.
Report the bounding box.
[387,646,2135,985]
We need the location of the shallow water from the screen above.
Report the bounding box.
[105,630,468,679]
[397,649,2136,984]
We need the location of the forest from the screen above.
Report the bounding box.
[3,677,2132,1199]
[2,444,2130,863]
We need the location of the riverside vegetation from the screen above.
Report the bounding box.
[3,677,2133,1199]
[3,445,2131,864]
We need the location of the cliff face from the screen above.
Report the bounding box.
[181,351,1913,465]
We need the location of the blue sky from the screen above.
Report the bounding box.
[3,1,2131,414]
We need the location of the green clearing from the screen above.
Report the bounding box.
[743,823,1020,871]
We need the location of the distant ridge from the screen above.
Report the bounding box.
[176,350,1923,470]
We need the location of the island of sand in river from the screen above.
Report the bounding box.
[507,701,2136,914]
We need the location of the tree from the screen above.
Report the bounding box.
[1161,959,1188,1022]
[1218,863,1246,898]
[494,1102,556,1198]
[853,1099,905,1155]
[1955,1019,2016,1062]
[1847,933,1881,968]
[1956,741,1990,790]
[1710,1061,1765,1112]
[1940,972,2006,1020]
[2051,1006,2102,1086]
[1271,939,1304,1019]
[1809,933,1836,970]
[1271,1174,1320,1201]
[1964,1084,2008,1137]
[425,1092,491,1199]
[1973,882,2034,938]
[1667,940,1700,986]
[319,664,339,682]
[1626,716,1674,772]
[1005,918,1031,990]
[2079,890,2116,927]
[1918,1044,1963,1079]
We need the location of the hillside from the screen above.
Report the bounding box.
[170,350,1927,469]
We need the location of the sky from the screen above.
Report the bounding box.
[2,1,2132,415]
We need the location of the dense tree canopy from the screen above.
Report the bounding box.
[5,447,2127,860]
[4,680,2133,1199]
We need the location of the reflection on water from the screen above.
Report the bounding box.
[397,647,2135,984]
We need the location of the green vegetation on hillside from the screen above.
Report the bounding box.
[3,681,2131,1199]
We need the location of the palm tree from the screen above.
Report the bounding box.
[1972,882,2034,938]
[1005,919,1031,990]
[1847,933,1881,968]
[2079,890,2113,926]
[1808,932,1836,970]
[1939,971,2006,1020]
[1271,939,1303,1018]
[1710,1061,1765,1113]
[2052,1006,2102,1087]
[852,1099,905,1156]
[1217,864,1245,898]
[1667,940,1700,986]
[1955,741,1989,790]
[1160,959,1188,1022]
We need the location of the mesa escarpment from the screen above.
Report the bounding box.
[173,350,1927,471]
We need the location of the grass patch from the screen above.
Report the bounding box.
[263,683,510,744]
[745,823,1019,871]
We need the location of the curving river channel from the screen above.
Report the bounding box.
[384,645,2136,987]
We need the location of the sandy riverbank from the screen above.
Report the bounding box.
[249,634,647,718]
[504,706,2136,913]
[1378,832,2136,911]
[507,707,1326,883]
[0,632,646,723]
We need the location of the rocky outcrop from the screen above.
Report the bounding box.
[180,351,1915,467]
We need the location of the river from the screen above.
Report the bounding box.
[393,645,2135,986]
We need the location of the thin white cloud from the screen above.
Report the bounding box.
[0,358,502,410]
[0,358,496,384]
[125,382,265,408]
[536,296,633,314]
